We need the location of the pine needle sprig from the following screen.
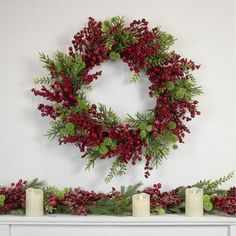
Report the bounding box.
[192,171,234,194]
[120,182,143,198]
[33,77,53,85]
[88,182,142,216]
[25,178,45,190]
[98,103,121,127]
[45,120,64,141]
[129,73,140,84]
[105,159,127,183]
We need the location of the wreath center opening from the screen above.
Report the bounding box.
[87,60,155,118]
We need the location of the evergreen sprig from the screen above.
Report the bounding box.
[103,16,137,51]
[192,171,234,195]
[129,73,140,84]
[45,120,64,141]
[147,138,170,168]
[88,182,142,216]
[33,77,53,85]
[147,27,175,66]
[105,158,127,183]
[25,178,45,190]
[38,52,86,92]
[98,103,121,127]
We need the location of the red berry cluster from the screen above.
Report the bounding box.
[142,183,181,209]
[69,17,108,85]
[211,187,236,216]
[122,19,159,72]
[106,124,143,163]
[46,187,121,216]
[0,180,26,213]
[61,188,107,215]
[147,52,200,142]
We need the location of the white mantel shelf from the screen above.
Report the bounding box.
[1,214,236,236]
[0,214,235,225]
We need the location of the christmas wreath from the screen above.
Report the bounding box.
[32,17,202,182]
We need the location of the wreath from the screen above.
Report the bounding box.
[32,16,202,182]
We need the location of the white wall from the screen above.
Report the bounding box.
[0,0,235,191]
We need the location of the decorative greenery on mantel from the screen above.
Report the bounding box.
[0,172,235,217]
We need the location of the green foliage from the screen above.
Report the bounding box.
[148,27,175,66]
[39,52,54,70]
[85,153,99,171]
[129,73,140,84]
[0,195,5,207]
[156,77,202,101]
[175,88,185,99]
[126,112,155,129]
[168,121,176,130]
[105,158,127,183]
[45,120,64,141]
[109,51,120,61]
[120,182,143,198]
[169,77,202,101]
[88,182,142,215]
[155,27,176,52]
[185,75,203,97]
[97,103,121,127]
[166,81,175,91]
[43,186,70,214]
[33,77,53,85]
[192,171,234,195]
[102,16,137,51]
[127,112,154,140]
[25,178,45,190]
[146,137,170,168]
[126,112,174,168]
[178,172,234,205]
[153,206,166,215]
[38,51,86,92]
[203,195,213,211]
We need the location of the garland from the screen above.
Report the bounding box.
[32,16,202,181]
[0,173,235,216]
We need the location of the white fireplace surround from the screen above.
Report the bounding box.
[0,215,236,236]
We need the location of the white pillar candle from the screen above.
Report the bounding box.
[185,187,203,217]
[132,193,150,217]
[26,188,44,217]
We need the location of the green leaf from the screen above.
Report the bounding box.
[146,125,152,132]
[25,178,45,190]
[105,158,127,183]
[109,51,120,61]
[129,73,140,84]
[140,130,147,139]
[168,134,178,143]
[176,89,185,99]
[203,194,211,202]
[65,122,75,131]
[110,143,117,150]
[139,123,147,130]
[204,201,213,211]
[166,82,175,91]
[172,144,178,150]
[60,128,68,135]
[98,103,121,127]
[158,207,166,215]
[99,146,109,155]
[0,195,5,207]
[103,138,113,146]
[168,121,176,129]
